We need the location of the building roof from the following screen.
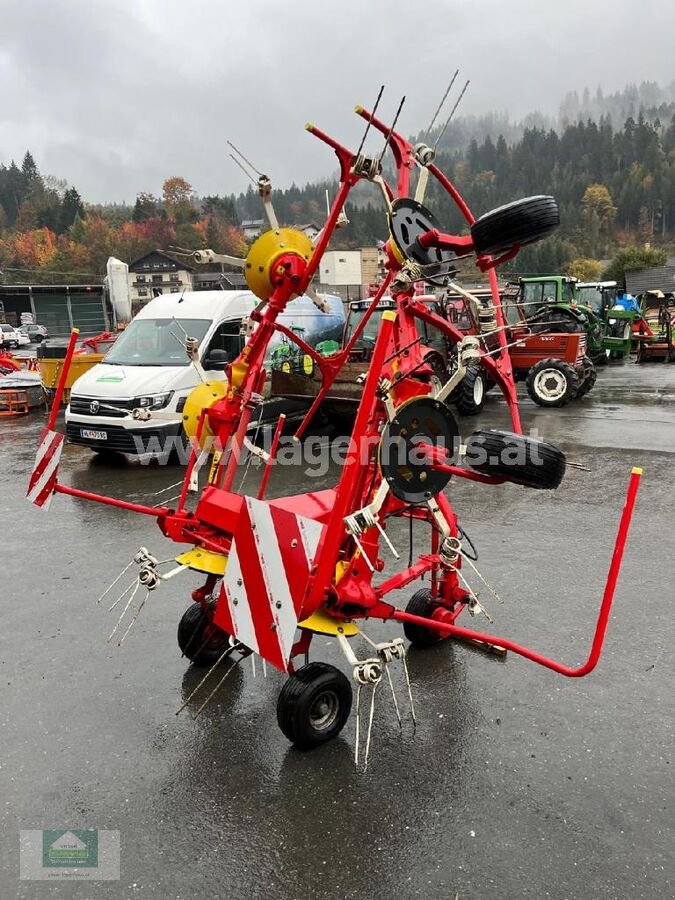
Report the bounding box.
[194,271,248,289]
[242,219,265,228]
[128,250,194,273]
[625,265,675,294]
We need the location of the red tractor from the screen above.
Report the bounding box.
[444,284,594,410]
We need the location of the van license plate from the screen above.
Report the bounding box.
[81,429,107,440]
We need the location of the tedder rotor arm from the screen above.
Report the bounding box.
[386,467,642,677]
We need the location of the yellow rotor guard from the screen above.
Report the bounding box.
[182,380,228,447]
[298,609,359,636]
[245,228,313,300]
[176,548,228,576]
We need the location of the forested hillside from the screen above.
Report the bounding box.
[2,81,675,284]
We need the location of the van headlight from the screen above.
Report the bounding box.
[134,392,174,410]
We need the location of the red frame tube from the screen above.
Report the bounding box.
[47,328,79,430]
[257,413,286,500]
[55,484,167,517]
[389,468,642,676]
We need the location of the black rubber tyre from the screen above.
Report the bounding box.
[403,588,442,649]
[177,603,231,667]
[277,662,352,750]
[529,309,585,334]
[451,363,486,416]
[470,196,560,256]
[465,429,566,490]
[575,356,597,399]
[525,358,579,407]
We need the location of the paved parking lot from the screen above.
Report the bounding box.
[1,363,673,899]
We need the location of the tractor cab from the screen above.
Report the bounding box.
[343,297,397,361]
[576,281,618,316]
[519,275,578,306]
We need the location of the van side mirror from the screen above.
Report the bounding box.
[204,349,230,370]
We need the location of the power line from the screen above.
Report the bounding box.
[1,265,100,277]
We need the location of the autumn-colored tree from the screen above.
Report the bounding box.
[581,183,617,256]
[568,257,603,281]
[162,177,197,225]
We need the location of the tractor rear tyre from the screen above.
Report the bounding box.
[403,589,442,649]
[451,363,486,416]
[526,358,579,407]
[470,196,560,256]
[277,662,352,750]
[465,429,566,490]
[177,603,231,667]
[529,309,585,334]
[575,356,597,399]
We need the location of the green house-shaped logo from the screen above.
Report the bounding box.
[42,830,98,868]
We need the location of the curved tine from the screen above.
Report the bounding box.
[96,558,135,605]
[355,84,385,158]
[423,71,459,142]
[108,579,140,641]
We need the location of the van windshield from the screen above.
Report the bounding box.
[104,318,211,366]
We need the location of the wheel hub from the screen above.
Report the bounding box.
[534,369,566,400]
[309,689,339,730]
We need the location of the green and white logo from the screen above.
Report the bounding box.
[20,829,119,881]
[42,830,98,868]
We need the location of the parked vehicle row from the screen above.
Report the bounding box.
[0,322,49,348]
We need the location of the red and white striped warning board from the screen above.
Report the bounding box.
[213,496,323,672]
[26,428,64,510]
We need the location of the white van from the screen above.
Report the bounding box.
[65,290,344,457]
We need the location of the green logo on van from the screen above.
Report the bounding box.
[96,375,124,383]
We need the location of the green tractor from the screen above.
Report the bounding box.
[511,276,634,363]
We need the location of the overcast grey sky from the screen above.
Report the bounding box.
[1,0,673,203]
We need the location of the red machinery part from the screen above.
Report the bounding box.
[25,103,641,688]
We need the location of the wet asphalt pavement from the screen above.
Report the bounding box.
[1,364,674,900]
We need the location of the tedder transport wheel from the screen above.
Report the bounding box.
[277,662,353,750]
[470,196,560,257]
[465,429,566,490]
[451,363,486,416]
[575,356,597,399]
[177,603,231,667]
[525,358,579,407]
[403,588,442,649]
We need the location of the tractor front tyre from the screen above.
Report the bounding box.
[451,363,486,416]
[526,358,579,407]
[177,603,231,667]
[403,589,443,649]
[575,356,597,399]
[277,663,353,750]
[465,429,566,490]
[470,196,560,257]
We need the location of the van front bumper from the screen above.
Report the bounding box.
[66,419,183,455]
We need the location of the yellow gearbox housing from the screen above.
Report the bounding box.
[245,228,313,301]
[182,380,228,448]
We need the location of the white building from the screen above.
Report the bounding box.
[317,248,383,300]
[127,251,194,307]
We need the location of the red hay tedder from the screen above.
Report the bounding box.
[27,88,641,764]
